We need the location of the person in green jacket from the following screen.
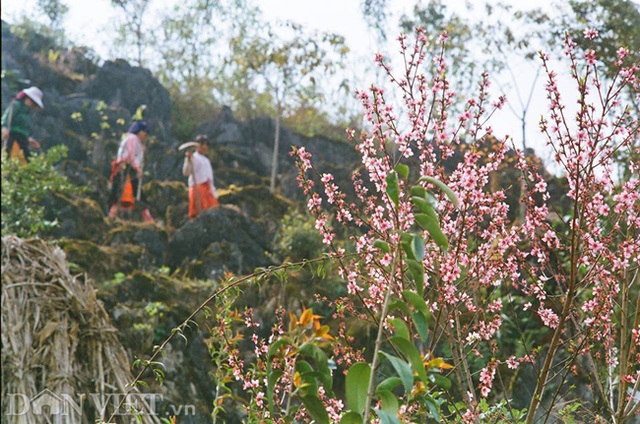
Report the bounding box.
[1,86,44,162]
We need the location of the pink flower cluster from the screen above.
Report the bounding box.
[479,362,496,398]
[285,25,639,421]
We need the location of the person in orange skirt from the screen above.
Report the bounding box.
[182,134,219,218]
[108,120,155,223]
[1,86,44,163]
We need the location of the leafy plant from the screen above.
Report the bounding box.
[2,145,78,237]
[274,209,325,262]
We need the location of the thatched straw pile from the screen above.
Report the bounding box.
[1,236,161,424]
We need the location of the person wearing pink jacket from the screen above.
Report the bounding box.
[108,120,154,222]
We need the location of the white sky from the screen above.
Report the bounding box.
[1,0,575,161]
[1,0,405,59]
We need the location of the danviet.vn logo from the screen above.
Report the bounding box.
[5,389,196,420]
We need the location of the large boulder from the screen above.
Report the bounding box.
[143,180,189,229]
[167,206,273,279]
[2,21,177,180]
[220,185,294,237]
[104,223,170,269]
[82,60,172,144]
[42,193,110,240]
[57,159,111,208]
[194,106,359,198]
[58,238,145,281]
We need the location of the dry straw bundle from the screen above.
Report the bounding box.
[1,236,161,423]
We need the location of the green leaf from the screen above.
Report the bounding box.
[267,369,284,414]
[299,343,333,396]
[430,373,452,389]
[411,196,434,215]
[405,259,425,296]
[132,104,147,121]
[395,163,409,179]
[267,337,291,359]
[379,352,413,394]
[376,377,403,394]
[375,408,401,424]
[388,299,412,316]
[414,208,449,253]
[374,239,391,253]
[425,394,442,421]
[389,336,428,384]
[412,311,429,342]
[410,185,426,198]
[410,234,425,261]
[400,232,413,244]
[296,359,315,375]
[414,211,438,228]
[400,234,415,260]
[340,411,363,424]
[377,389,399,414]
[346,362,370,413]
[386,171,400,206]
[402,290,430,318]
[419,176,458,208]
[401,233,424,261]
[390,318,410,341]
[300,395,329,424]
[423,218,449,252]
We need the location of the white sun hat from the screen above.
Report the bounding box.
[23,86,44,109]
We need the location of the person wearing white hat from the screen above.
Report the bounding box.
[1,86,44,163]
[182,134,219,218]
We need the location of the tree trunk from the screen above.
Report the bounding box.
[269,101,281,194]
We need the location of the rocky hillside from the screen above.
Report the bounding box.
[1,19,362,278]
[1,20,360,422]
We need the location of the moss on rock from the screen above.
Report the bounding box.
[143,180,188,227]
[43,192,110,240]
[104,223,169,268]
[59,238,145,280]
[220,185,294,236]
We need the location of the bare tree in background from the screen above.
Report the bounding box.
[36,0,69,30]
[362,0,389,42]
[111,0,152,66]
[230,21,347,193]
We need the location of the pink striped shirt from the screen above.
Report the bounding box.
[116,133,144,173]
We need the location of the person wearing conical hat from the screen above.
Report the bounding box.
[1,86,44,163]
[182,134,219,218]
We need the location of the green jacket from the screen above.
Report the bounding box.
[1,99,32,138]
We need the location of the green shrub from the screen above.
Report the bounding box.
[2,146,78,237]
[274,210,324,262]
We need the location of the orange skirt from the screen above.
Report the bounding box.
[10,142,27,165]
[188,182,219,218]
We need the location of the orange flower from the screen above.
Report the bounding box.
[289,307,334,340]
[313,324,334,341]
[299,308,314,327]
[425,357,454,370]
[289,312,299,331]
